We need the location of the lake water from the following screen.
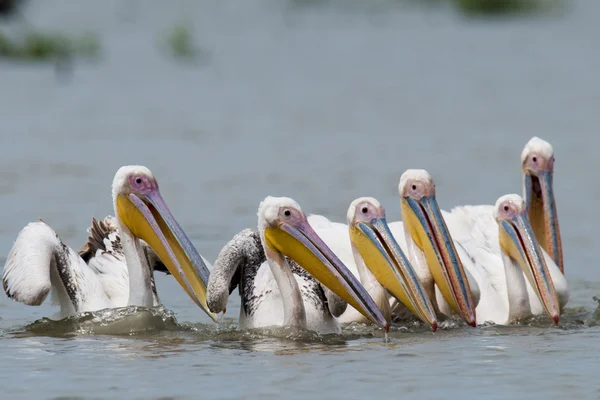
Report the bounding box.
[1,0,599,399]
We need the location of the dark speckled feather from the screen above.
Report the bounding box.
[208,228,342,318]
[79,217,121,263]
[78,216,160,302]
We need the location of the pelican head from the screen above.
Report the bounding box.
[398,169,477,327]
[258,196,389,331]
[112,165,216,321]
[521,137,563,274]
[494,194,560,324]
[347,197,438,331]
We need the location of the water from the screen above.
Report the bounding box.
[1,0,599,398]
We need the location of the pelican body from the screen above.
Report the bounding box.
[2,166,215,321]
[206,196,389,334]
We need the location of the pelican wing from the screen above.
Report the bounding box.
[207,228,262,314]
[79,216,162,307]
[79,216,130,307]
[3,221,112,318]
[442,207,511,324]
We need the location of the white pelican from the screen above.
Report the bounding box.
[445,194,562,325]
[521,137,563,274]
[308,198,439,331]
[385,169,481,326]
[206,196,389,334]
[2,166,216,321]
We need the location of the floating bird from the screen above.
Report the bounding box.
[2,166,216,321]
[521,137,564,274]
[386,170,481,326]
[443,194,565,324]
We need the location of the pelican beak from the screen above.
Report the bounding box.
[523,170,563,274]
[498,210,561,324]
[264,219,389,332]
[116,190,218,322]
[349,215,438,331]
[401,196,477,327]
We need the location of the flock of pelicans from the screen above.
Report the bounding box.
[1,136,568,335]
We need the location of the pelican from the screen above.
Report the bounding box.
[206,196,389,334]
[2,166,216,321]
[386,169,481,326]
[445,194,562,324]
[308,198,439,331]
[521,137,563,274]
[441,137,568,322]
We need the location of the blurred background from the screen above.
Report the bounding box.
[1,1,599,398]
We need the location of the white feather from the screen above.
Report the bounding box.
[3,221,113,319]
[85,235,129,307]
[239,261,341,334]
[80,216,164,308]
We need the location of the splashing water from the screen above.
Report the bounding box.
[8,306,186,338]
